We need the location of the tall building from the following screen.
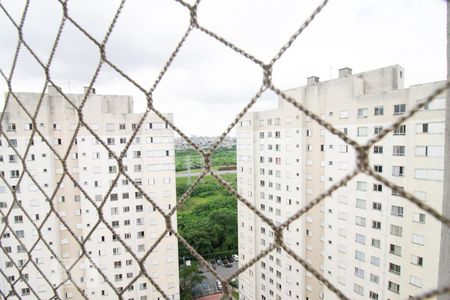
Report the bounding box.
[0,87,180,300]
[237,65,448,300]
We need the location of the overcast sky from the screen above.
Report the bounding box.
[0,0,446,136]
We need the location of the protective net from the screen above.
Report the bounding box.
[0,0,449,299]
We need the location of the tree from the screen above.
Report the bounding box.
[176,182,190,198]
[178,215,219,255]
[179,264,205,300]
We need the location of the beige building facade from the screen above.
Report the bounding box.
[0,87,180,300]
[237,65,448,300]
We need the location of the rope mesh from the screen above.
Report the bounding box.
[0,0,449,299]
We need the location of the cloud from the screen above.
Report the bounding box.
[0,0,446,136]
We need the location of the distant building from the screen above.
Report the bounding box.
[175,136,236,150]
[237,65,447,300]
[0,87,179,299]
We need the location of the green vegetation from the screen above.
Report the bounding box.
[179,263,205,300]
[176,146,236,171]
[177,174,237,259]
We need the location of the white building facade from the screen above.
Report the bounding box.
[0,87,180,300]
[237,65,448,300]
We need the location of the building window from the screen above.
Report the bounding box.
[416,123,429,133]
[372,221,381,229]
[390,224,403,237]
[391,205,404,217]
[390,244,402,256]
[7,123,16,132]
[373,184,382,192]
[394,104,406,115]
[373,146,383,154]
[339,145,348,153]
[415,145,444,157]
[355,233,365,245]
[355,216,366,227]
[9,139,17,147]
[374,106,384,116]
[413,212,426,224]
[374,126,383,134]
[338,212,347,221]
[388,281,400,294]
[355,250,365,262]
[357,127,367,137]
[9,155,17,163]
[410,276,423,288]
[370,256,380,266]
[411,255,423,266]
[393,125,406,135]
[355,199,366,209]
[21,288,30,296]
[357,108,368,119]
[339,111,349,119]
[354,267,364,279]
[370,274,379,284]
[389,263,401,275]
[371,238,381,248]
[412,234,425,245]
[393,145,405,156]
[374,165,383,173]
[392,166,405,177]
[356,181,367,192]
[421,121,445,134]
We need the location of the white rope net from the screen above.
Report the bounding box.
[0,0,449,299]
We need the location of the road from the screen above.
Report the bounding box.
[176,169,236,178]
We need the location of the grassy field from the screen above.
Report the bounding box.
[175,147,236,172]
[176,173,237,213]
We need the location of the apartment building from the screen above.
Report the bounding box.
[0,86,179,300]
[237,65,448,300]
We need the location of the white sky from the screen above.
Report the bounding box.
[0,0,447,136]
